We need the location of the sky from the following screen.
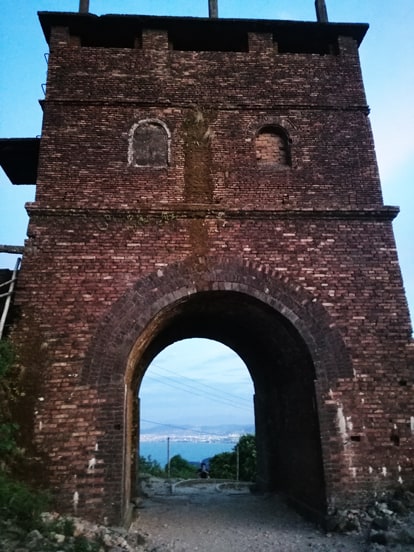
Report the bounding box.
[140,338,254,431]
[1,1,413,431]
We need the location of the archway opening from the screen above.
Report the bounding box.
[139,338,254,478]
[127,290,327,520]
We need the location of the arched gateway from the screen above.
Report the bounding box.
[1,4,413,527]
[84,259,352,523]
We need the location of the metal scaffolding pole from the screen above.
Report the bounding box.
[79,0,89,14]
[0,258,21,339]
[209,0,218,18]
[315,0,329,22]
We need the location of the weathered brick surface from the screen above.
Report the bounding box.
[10,14,414,523]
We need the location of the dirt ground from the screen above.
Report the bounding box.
[132,478,367,552]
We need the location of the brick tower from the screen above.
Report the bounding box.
[1,4,413,525]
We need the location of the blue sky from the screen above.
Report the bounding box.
[1,1,413,429]
[140,338,254,429]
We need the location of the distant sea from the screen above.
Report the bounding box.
[139,440,237,467]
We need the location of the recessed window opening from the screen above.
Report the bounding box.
[275,36,338,55]
[256,126,291,166]
[128,119,170,168]
[138,338,255,482]
[168,29,249,52]
[79,32,137,49]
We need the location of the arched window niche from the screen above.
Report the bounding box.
[255,125,291,167]
[128,119,171,168]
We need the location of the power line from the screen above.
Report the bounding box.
[147,369,251,409]
[143,373,252,412]
[150,361,252,405]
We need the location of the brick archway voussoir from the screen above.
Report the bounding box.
[83,257,352,387]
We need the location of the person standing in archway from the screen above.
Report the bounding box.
[198,462,209,479]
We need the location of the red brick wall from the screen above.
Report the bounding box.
[11,16,414,523]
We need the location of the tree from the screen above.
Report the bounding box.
[236,434,257,482]
[209,434,257,481]
[209,451,236,479]
[139,455,165,477]
[167,454,197,479]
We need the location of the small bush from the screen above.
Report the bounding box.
[0,340,19,467]
[167,454,197,479]
[74,534,101,552]
[209,434,257,481]
[62,516,75,537]
[44,515,75,538]
[209,451,236,479]
[0,340,53,540]
[0,471,50,531]
[0,421,18,455]
[139,454,165,477]
[0,340,14,379]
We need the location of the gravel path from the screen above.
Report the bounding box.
[132,480,367,552]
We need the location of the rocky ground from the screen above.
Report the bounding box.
[135,478,363,551]
[133,477,414,552]
[1,478,414,551]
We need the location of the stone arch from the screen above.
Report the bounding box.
[82,258,352,523]
[128,118,171,167]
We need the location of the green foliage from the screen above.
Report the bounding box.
[139,455,165,477]
[0,340,16,421]
[209,451,236,479]
[0,340,19,466]
[237,434,257,482]
[62,517,75,537]
[73,534,101,552]
[0,471,50,531]
[0,422,18,454]
[167,454,197,479]
[0,341,103,551]
[44,516,75,538]
[0,341,51,534]
[0,340,15,378]
[209,434,257,481]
